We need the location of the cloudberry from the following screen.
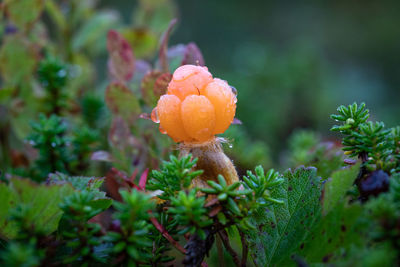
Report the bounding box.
[151,64,239,187]
[152,64,237,143]
[167,65,213,101]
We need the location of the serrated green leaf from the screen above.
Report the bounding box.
[247,167,322,266]
[48,172,111,210]
[323,164,360,214]
[0,183,18,239]
[298,203,363,264]
[0,178,74,239]
[48,172,104,191]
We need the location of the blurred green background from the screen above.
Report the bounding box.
[100,0,400,156]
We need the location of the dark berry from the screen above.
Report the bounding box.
[183,228,214,267]
[358,170,390,201]
[109,219,122,233]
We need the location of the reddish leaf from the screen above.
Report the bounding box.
[88,210,112,229]
[108,116,134,150]
[139,168,149,190]
[149,214,186,254]
[204,197,219,208]
[159,18,177,73]
[10,150,29,167]
[154,72,172,96]
[209,205,222,217]
[107,30,135,82]
[106,168,125,201]
[106,168,141,201]
[105,82,140,123]
[141,70,162,106]
[129,169,139,183]
[182,42,205,66]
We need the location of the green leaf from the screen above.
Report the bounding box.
[105,82,141,123]
[0,87,14,104]
[89,198,113,212]
[133,0,178,35]
[48,172,112,210]
[5,0,44,29]
[0,183,18,239]
[247,167,322,266]
[0,35,38,87]
[323,163,360,214]
[298,203,363,264]
[48,172,104,191]
[72,11,120,53]
[122,28,158,59]
[0,178,75,239]
[107,30,135,82]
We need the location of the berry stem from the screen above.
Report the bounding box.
[179,138,239,187]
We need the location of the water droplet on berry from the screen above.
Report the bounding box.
[151,108,160,123]
[233,96,237,104]
[159,125,167,134]
[230,86,237,96]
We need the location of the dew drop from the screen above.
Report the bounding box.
[57,69,67,78]
[230,86,237,96]
[51,142,56,147]
[159,125,167,134]
[233,96,237,104]
[229,144,233,149]
[151,108,160,123]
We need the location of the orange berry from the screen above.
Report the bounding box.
[203,78,237,134]
[181,95,216,142]
[155,95,190,142]
[167,65,213,101]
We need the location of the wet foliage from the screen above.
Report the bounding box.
[0,1,399,266]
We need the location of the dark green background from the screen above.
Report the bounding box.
[101,0,400,153]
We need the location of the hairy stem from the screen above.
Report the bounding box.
[149,214,186,254]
